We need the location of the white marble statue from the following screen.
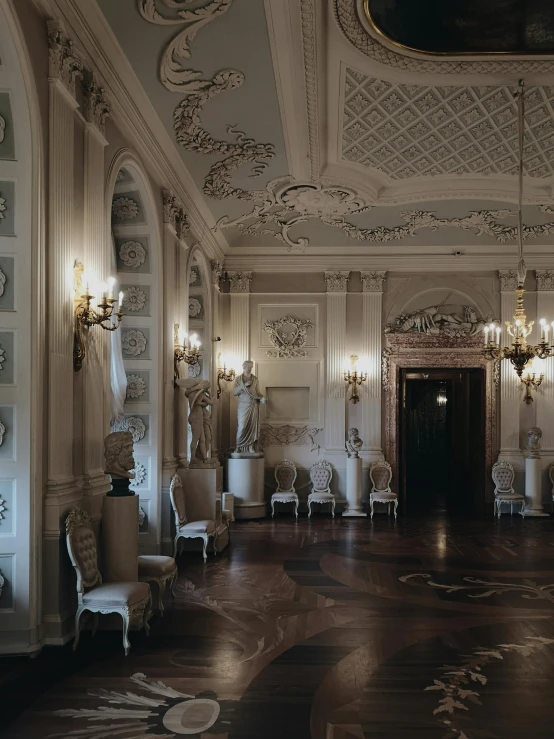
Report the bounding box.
[527,427,542,459]
[177,379,218,468]
[104,431,135,479]
[345,428,363,458]
[232,360,266,457]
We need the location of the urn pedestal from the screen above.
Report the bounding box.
[228,456,266,519]
[522,457,549,517]
[102,494,139,582]
[343,456,367,517]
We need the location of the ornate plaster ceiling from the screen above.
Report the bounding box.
[94,0,554,257]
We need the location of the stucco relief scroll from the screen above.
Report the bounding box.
[263,316,314,358]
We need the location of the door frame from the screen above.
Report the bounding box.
[384,333,497,511]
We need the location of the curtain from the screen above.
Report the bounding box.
[110,232,127,424]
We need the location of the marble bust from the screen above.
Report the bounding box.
[232,360,266,457]
[176,378,219,468]
[346,428,363,458]
[527,426,542,459]
[104,431,135,496]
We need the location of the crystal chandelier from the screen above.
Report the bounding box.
[483,80,552,377]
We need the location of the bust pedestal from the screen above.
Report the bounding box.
[102,490,139,581]
[179,465,229,553]
[343,456,367,517]
[522,457,550,517]
[228,456,266,519]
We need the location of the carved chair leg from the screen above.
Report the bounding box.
[92,612,99,637]
[122,611,131,656]
[308,500,312,518]
[331,499,335,518]
[271,499,275,518]
[173,535,179,559]
[143,595,151,636]
[157,580,164,615]
[73,606,86,652]
[170,571,177,601]
[295,501,298,519]
[370,498,374,519]
[201,535,208,562]
[394,500,398,519]
[213,533,218,556]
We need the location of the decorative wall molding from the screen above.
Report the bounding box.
[536,270,554,291]
[325,271,350,292]
[333,0,554,75]
[381,346,394,391]
[386,304,489,337]
[162,189,189,239]
[47,20,83,96]
[300,0,319,180]
[0,569,4,598]
[0,344,5,370]
[263,316,314,358]
[361,270,386,292]
[126,374,147,400]
[112,196,139,220]
[122,286,147,313]
[499,270,518,291]
[188,297,201,317]
[83,75,111,135]
[343,69,554,180]
[0,493,4,521]
[229,271,252,293]
[0,192,6,221]
[211,260,223,285]
[119,241,146,268]
[122,329,147,357]
[260,424,322,451]
[0,268,6,298]
[0,116,5,145]
[130,462,147,488]
[112,415,146,444]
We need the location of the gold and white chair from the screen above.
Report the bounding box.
[271,460,299,518]
[369,460,398,519]
[492,460,524,517]
[169,474,218,561]
[308,460,335,517]
[65,508,151,656]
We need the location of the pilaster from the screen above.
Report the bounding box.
[82,77,111,499]
[211,261,223,457]
[536,271,554,459]
[229,271,252,362]
[361,271,385,456]
[498,270,522,465]
[325,272,349,451]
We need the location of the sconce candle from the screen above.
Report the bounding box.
[344,355,368,404]
[174,322,201,380]
[73,262,124,371]
[217,354,236,399]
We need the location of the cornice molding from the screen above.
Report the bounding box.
[333,0,554,76]
[48,0,225,262]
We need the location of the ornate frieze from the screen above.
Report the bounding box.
[211,260,223,285]
[162,190,189,239]
[499,270,519,291]
[361,271,386,292]
[386,304,489,337]
[260,424,322,451]
[47,21,83,96]
[536,270,554,291]
[263,316,314,358]
[229,271,252,293]
[83,76,111,135]
[325,271,350,293]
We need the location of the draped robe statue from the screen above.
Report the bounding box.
[232,361,266,457]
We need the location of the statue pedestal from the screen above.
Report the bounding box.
[102,494,139,581]
[228,457,266,519]
[343,456,367,517]
[179,465,229,553]
[522,457,549,517]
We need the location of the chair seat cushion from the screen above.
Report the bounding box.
[272,493,299,502]
[309,493,334,502]
[83,581,150,607]
[178,519,215,535]
[370,491,397,501]
[138,555,176,578]
[496,493,524,501]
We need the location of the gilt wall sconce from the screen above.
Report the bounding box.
[521,364,544,404]
[74,261,124,371]
[174,323,201,379]
[217,353,236,399]
[344,355,367,404]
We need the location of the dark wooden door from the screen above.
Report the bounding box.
[400,369,485,514]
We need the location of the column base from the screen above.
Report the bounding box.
[521,509,550,517]
[342,510,367,518]
[228,457,266,520]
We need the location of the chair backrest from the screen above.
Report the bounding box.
[169,474,187,526]
[370,460,392,493]
[275,460,297,493]
[492,461,514,492]
[66,508,101,598]
[310,460,332,493]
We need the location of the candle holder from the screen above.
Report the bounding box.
[74,262,124,371]
[216,354,236,399]
[521,370,544,404]
[174,323,201,379]
[344,355,367,404]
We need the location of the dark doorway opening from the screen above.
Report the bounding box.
[400,369,485,515]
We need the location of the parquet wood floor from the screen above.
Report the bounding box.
[3,514,554,738]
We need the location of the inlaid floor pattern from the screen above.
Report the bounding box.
[3,515,554,738]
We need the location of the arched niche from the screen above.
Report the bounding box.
[184,245,213,385]
[106,152,163,553]
[0,0,44,653]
